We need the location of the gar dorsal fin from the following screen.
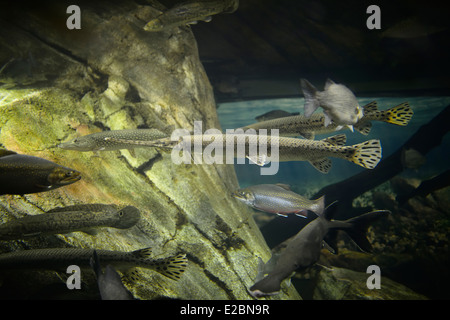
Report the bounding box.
[308,158,332,173]
[354,121,372,135]
[321,134,347,146]
[362,101,378,114]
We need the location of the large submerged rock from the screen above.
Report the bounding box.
[313,266,427,300]
[0,1,301,299]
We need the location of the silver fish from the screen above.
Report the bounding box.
[232,184,325,218]
[300,79,363,131]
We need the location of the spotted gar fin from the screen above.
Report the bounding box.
[103,133,382,172]
[0,247,188,281]
[361,102,413,126]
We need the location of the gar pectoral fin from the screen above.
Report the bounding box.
[308,158,332,173]
[354,121,372,135]
[246,154,271,166]
[35,184,52,190]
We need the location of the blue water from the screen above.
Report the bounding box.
[217,97,450,194]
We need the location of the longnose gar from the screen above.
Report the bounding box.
[241,102,413,139]
[0,247,188,281]
[58,129,168,152]
[0,205,141,240]
[0,149,81,195]
[103,133,382,173]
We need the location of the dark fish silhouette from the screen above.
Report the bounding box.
[249,208,389,298]
[90,250,134,300]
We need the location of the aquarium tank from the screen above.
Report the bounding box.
[0,0,449,306]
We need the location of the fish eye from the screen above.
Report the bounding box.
[65,171,75,177]
[118,211,124,217]
[239,191,249,199]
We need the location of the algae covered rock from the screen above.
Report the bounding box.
[0,1,301,300]
[313,267,427,300]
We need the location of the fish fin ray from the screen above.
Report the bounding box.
[153,253,188,281]
[132,248,152,259]
[311,195,326,217]
[354,121,372,135]
[308,158,332,173]
[324,78,335,90]
[382,102,413,126]
[300,79,319,117]
[294,211,308,218]
[347,139,382,169]
[276,213,288,218]
[343,210,390,253]
[246,154,270,166]
[322,134,346,146]
[299,132,315,140]
[362,101,378,113]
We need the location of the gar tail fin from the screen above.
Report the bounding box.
[380,102,413,126]
[153,253,188,281]
[300,79,320,118]
[346,139,382,169]
[341,210,390,252]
